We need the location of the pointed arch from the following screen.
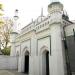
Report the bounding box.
[40,45,49,75]
[22,46,30,56]
[24,48,29,74]
[25,50,29,56]
[40,45,49,55]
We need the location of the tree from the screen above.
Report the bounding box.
[0,17,13,55]
[0,3,13,55]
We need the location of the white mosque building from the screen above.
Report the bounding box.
[9,1,75,75]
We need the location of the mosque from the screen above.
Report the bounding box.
[10,0,75,75]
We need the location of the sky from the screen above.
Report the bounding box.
[0,0,75,29]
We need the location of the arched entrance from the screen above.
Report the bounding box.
[24,51,29,74]
[42,50,49,75]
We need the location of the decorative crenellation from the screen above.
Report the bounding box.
[35,18,50,33]
[21,21,35,34]
[19,13,62,35]
[20,16,50,34]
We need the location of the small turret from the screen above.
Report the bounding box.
[10,9,19,56]
[48,1,66,75]
[48,2,63,14]
[14,9,19,21]
[48,1,64,24]
[12,9,19,32]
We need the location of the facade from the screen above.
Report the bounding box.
[10,1,75,75]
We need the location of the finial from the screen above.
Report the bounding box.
[32,18,33,23]
[63,10,67,15]
[41,8,43,17]
[65,11,68,16]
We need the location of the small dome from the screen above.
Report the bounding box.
[48,2,63,14]
[37,16,45,22]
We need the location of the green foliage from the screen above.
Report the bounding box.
[1,46,11,55]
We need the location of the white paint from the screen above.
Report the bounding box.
[9,1,74,75]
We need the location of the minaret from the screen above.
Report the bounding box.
[48,1,66,75]
[10,9,19,56]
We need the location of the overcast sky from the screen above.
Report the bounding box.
[0,0,75,29]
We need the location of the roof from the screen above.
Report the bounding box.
[48,2,63,7]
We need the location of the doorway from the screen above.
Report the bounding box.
[46,51,49,75]
[24,51,29,74]
[42,51,49,75]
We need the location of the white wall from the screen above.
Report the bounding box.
[0,55,17,70]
